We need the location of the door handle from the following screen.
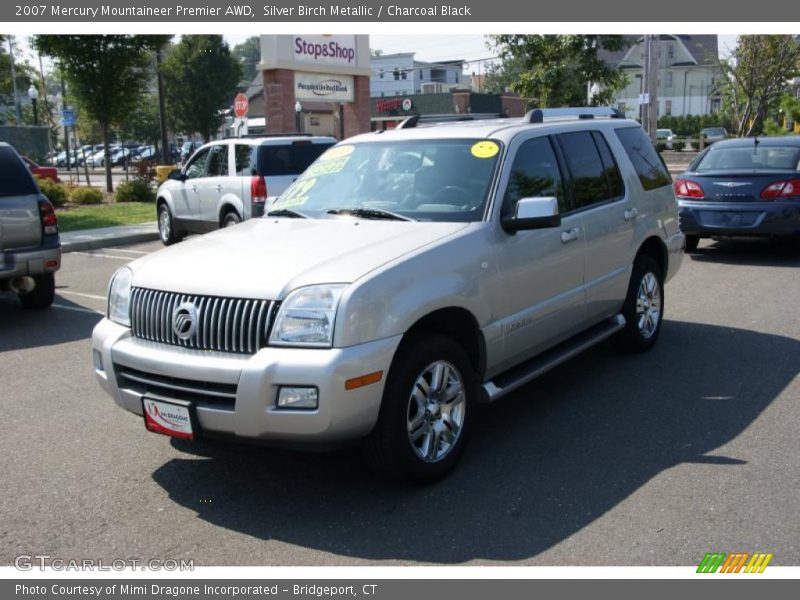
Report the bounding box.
[624,207,639,221]
[216,185,223,192]
[560,227,581,243]
[191,185,198,193]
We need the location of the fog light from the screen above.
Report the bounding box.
[277,387,318,410]
[92,350,104,372]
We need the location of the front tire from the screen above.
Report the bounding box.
[157,203,183,246]
[19,273,55,309]
[615,255,664,353]
[363,333,474,484]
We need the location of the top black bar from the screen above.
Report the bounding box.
[0,0,781,22]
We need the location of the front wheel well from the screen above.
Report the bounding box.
[403,307,485,380]
[636,236,668,277]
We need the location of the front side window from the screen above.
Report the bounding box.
[502,137,566,216]
[184,148,210,179]
[271,139,501,223]
[205,145,229,177]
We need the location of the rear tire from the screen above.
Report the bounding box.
[362,333,474,484]
[615,255,664,353]
[19,273,55,309]
[222,211,241,228]
[684,235,700,252]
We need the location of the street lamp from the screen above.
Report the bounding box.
[295,100,303,133]
[28,84,39,125]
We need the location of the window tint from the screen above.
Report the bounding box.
[257,142,335,176]
[557,131,615,208]
[206,145,229,177]
[0,147,38,197]
[502,137,566,215]
[591,131,624,199]
[235,144,258,176]
[184,148,210,179]
[615,127,672,190]
[695,146,800,172]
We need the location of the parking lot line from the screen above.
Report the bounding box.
[58,290,108,301]
[52,303,103,315]
[71,251,137,261]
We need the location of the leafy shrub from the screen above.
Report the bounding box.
[70,186,104,205]
[36,177,69,207]
[690,140,702,151]
[655,141,668,152]
[672,140,686,152]
[115,177,156,203]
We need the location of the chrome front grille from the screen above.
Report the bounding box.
[130,288,277,354]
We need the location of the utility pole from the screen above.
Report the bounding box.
[645,34,660,142]
[7,36,23,124]
[61,78,71,178]
[156,48,170,163]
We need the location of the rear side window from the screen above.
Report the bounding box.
[257,142,335,176]
[0,147,38,197]
[615,127,672,190]
[557,131,622,209]
[234,144,258,176]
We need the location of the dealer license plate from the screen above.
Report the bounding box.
[142,397,196,440]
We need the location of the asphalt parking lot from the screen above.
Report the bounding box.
[1,237,798,566]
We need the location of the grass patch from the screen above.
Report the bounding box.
[57,202,155,232]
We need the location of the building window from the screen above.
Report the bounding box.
[667,45,674,59]
[393,69,400,80]
[665,99,672,116]
[665,71,673,88]
[420,69,423,78]
[379,69,384,79]
[401,71,407,80]
[455,73,459,83]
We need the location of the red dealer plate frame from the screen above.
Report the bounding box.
[142,397,198,440]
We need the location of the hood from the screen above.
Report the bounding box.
[130,218,469,299]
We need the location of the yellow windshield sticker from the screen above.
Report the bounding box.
[471,141,499,159]
[305,156,350,178]
[320,145,354,161]
[275,177,317,208]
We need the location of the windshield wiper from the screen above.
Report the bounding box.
[266,208,308,219]
[326,208,413,221]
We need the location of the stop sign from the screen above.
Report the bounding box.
[234,93,249,118]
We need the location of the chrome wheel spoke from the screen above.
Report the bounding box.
[425,427,441,461]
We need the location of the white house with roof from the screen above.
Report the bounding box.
[370,53,465,97]
[603,35,722,119]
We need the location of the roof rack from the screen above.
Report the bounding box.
[222,132,314,139]
[524,107,625,124]
[396,113,507,129]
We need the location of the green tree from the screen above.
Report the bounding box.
[232,36,260,83]
[33,35,155,191]
[118,99,161,146]
[481,54,527,94]
[718,35,800,137]
[488,35,630,107]
[0,35,34,125]
[161,35,242,142]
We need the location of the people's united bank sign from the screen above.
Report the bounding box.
[294,72,355,102]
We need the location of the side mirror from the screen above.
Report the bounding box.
[501,197,561,233]
[168,169,185,182]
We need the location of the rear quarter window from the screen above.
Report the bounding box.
[0,147,38,197]
[615,127,672,191]
[257,142,335,176]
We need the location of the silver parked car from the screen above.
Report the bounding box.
[155,135,336,244]
[92,108,684,482]
[0,142,61,308]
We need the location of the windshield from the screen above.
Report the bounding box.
[270,139,502,222]
[695,145,800,172]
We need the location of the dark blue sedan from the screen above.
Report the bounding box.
[675,136,800,250]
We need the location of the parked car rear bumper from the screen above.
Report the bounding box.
[679,200,800,237]
[0,237,61,279]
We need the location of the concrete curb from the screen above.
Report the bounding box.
[60,222,160,253]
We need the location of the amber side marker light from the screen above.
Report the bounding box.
[345,371,384,391]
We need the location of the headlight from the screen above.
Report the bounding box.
[269,284,347,347]
[107,267,133,327]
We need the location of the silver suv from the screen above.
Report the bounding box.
[92,108,684,482]
[156,135,336,244]
[0,142,61,308]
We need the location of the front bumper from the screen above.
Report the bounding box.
[92,318,402,444]
[679,200,800,237]
[0,238,61,279]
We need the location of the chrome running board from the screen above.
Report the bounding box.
[481,314,626,403]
